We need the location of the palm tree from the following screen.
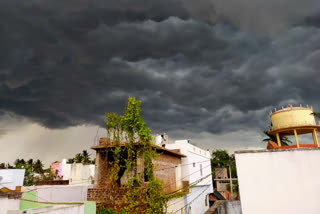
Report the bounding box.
[33,159,44,174]
[20,159,26,165]
[67,158,75,164]
[27,159,33,165]
[27,159,34,170]
[263,131,292,146]
[311,112,320,119]
[74,153,84,163]
[14,159,20,167]
[82,150,91,164]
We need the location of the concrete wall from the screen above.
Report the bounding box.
[235,148,320,214]
[0,169,25,190]
[166,140,212,185]
[9,204,84,214]
[36,184,93,201]
[19,192,95,214]
[57,160,95,184]
[167,185,213,214]
[0,198,20,214]
[61,159,71,180]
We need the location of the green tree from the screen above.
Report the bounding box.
[211,150,237,179]
[0,163,5,169]
[33,159,44,174]
[75,153,84,163]
[312,112,320,119]
[211,150,238,192]
[91,158,96,165]
[82,150,91,164]
[104,97,170,213]
[263,131,292,146]
[67,158,75,164]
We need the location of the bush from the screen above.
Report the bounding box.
[98,207,119,214]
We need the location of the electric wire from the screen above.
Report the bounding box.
[172,182,212,213]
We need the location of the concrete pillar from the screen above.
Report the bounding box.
[294,129,300,148]
[312,129,319,147]
[276,133,281,147]
[94,150,108,187]
[94,151,101,187]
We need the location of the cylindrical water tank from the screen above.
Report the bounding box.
[270,107,316,130]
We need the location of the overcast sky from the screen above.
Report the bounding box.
[1,0,320,166]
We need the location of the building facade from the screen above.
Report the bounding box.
[166,139,213,214]
[50,160,95,184]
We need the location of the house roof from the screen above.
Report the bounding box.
[91,142,186,158]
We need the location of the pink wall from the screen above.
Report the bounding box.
[50,162,62,177]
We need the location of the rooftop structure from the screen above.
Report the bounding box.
[268,105,320,148]
[90,138,186,197]
[88,137,213,214]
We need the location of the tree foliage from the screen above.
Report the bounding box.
[10,158,45,186]
[104,97,179,214]
[262,131,292,146]
[211,150,237,179]
[211,150,238,192]
[69,150,93,164]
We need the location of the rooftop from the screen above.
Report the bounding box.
[235,147,320,154]
[91,141,186,158]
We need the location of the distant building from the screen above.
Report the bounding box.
[0,169,25,192]
[50,159,95,184]
[90,138,186,193]
[87,137,213,213]
[0,169,25,214]
[166,139,213,214]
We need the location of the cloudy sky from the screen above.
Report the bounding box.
[1,0,320,166]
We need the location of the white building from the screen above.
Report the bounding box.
[0,169,25,191]
[51,159,95,185]
[165,139,213,214]
[0,169,25,214]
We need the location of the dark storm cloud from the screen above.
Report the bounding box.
[0,0,320,135]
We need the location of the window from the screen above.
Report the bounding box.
[200,164,203,176]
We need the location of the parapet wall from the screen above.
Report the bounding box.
[235,148,320,214]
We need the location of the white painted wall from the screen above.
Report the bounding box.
[235,148,320,214]
[61,159,71,180]
[36,184,93,201]
[60,160,95,185]
[166,140,213,214]
[166,140,212,185]
[167,196,185,213]
[167,185,212,214]
[7,204,84,214]
[0,169,25,190]
[0,198,20,214]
